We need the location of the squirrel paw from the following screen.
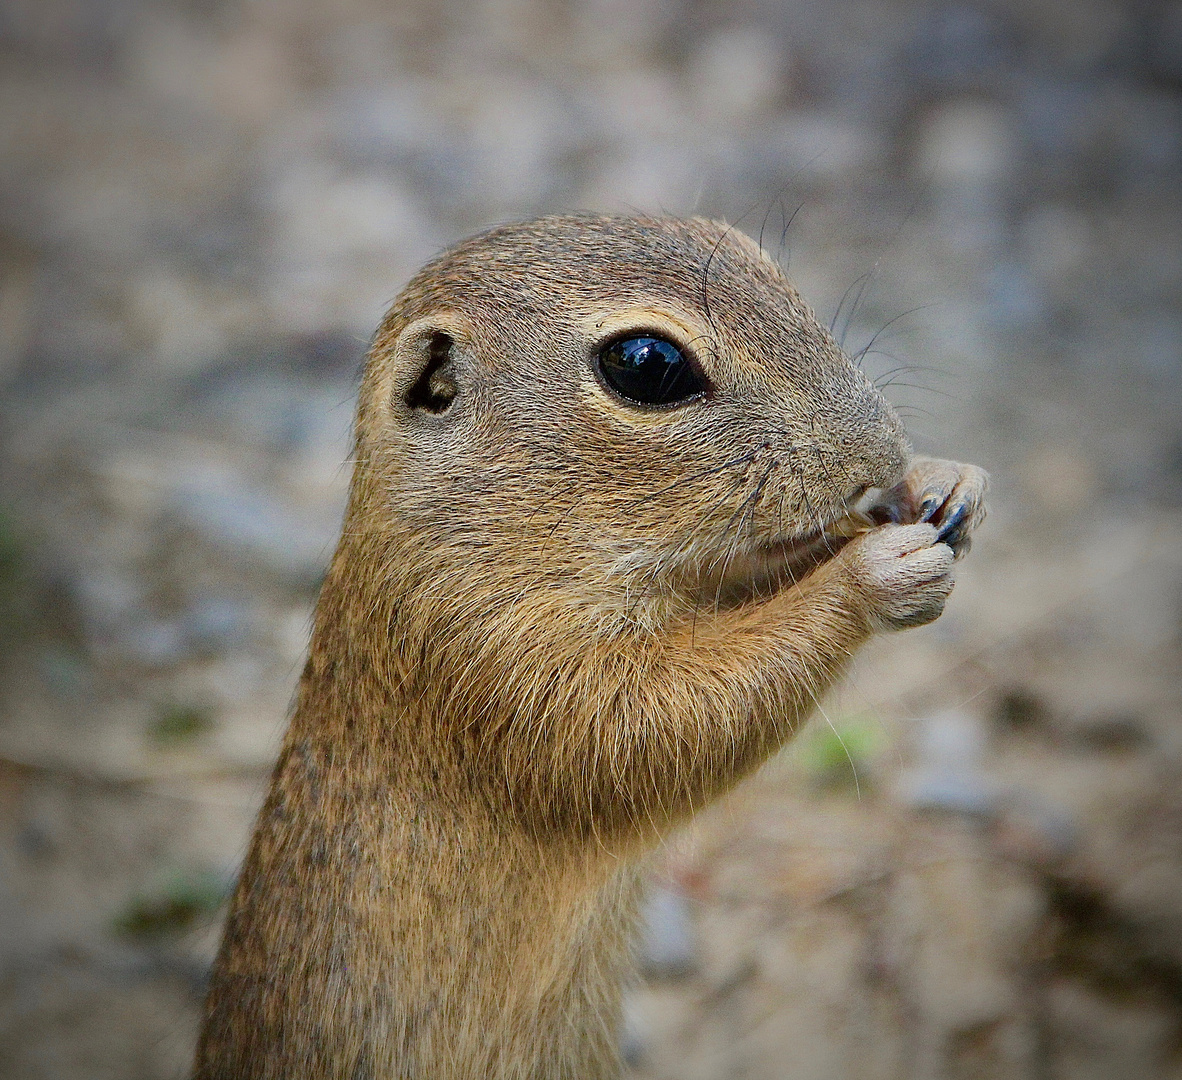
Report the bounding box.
[872,458,988,559]
[844,523,955,631]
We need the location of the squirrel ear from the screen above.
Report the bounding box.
[389,315,472,415]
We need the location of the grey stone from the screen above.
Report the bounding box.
[1148,3,1182,82]
[637,882,697,980]
[984,262,1045,332]
[898,709,998,819]
[180,596,255,653]
[119,618,189,667]
[175,482,339,584]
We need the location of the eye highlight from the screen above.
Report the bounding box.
[596,336,706,408]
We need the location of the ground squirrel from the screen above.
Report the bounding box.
[194,214,987,1079]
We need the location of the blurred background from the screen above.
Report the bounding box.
[0,0,1180,1076]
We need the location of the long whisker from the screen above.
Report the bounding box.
[806,447,851,562]
[708,463,774,614]
[871,363,945,386]
[794,459,832,555]
[617,451,757,514]
[850,304,934,364]
[683,333,721,363]
[623,464,753,622]
[778,200,806,270]
[830,267,875,347]
[538,491,588,556]
[701,217,748,330]
[753,156,822,266]
[525,477,581,530]
[714,470,771,611]
[840,265,880,350]
[876,379,955,398]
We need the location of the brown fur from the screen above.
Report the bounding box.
[194,215,986,1079]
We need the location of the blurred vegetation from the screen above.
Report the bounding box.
[795,714,886,791]
[149,702,216,745]
[115,869,230,938]
[0,507,27,638]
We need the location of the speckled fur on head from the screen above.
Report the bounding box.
[194,215,980,1080]
[357,216,908,623]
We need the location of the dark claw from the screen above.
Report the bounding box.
[936,500,969,543]
[940,527,967,554]
[919,493,942,521]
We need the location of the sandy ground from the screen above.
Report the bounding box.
[0,0,1180,1076]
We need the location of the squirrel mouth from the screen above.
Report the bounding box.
[698,492,880,606]
[759,494,879,578]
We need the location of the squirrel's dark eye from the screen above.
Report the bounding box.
[597,336,706,407]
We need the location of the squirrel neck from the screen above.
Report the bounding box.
[196,534,644,1080]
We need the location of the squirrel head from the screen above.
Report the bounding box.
[347,215,908,626]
